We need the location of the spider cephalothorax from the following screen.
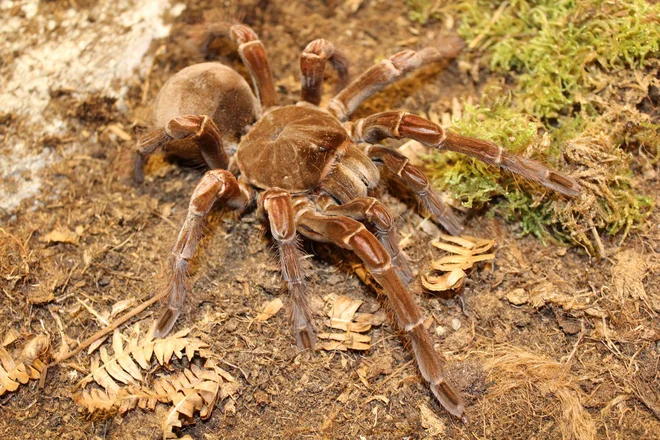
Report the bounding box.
[134,23,580,418]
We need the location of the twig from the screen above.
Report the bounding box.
[51,290,167,365]
[563,320,585,367]
[77,298,110,326]
[589,219,606,258]
[468,1,508,50]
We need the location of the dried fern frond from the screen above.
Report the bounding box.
[157,361,238,439]
[74,324,239,439]
[0,335,49,396]
[318,296,385,351]
[422,234,496,295]
[77,326,208,393]
[73,385,162,414]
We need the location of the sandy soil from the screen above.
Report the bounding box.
[1,0,659,439]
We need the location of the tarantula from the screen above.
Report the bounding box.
[134,23,580,418]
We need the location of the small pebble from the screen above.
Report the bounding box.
[506,288,529,305]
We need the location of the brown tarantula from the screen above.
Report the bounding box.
[134,23,580,418]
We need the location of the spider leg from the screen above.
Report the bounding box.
[319,196,414,285]
[352,111,581,197]
[134,115,230,184]
[261,190,315,350]
[154,170,250,338]
[300,39,349,106]
[326,43,461,121]
[295,206,465,417]
[229,24,279,109]
[365,145,463,235]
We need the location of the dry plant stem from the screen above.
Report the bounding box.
[295,207,465,417]
[52,290,167,365]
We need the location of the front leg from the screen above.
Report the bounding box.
[351,111,581,197]
[300,39,349,105]
[326,42,462,121]
[261,190,315,349]
[154,170,249,338]
[320,196,414,285]
[229,24,279,109]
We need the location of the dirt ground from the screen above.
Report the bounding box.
[1,0,659,439]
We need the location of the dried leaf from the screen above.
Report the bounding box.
[110,298,136,320]
[430,253,496,271]
[87,335,109,355]
[40,227,78,245]
[317,332,371,351]
[255,298,284,322]
[74,324,236,440]
[424,234,496,294]
[422,268,466,292]
[0,335,49,396]
[2,329,19,347]
[155,363,226,438]
[420,403,446,435]
[365,394,390,405]
[107,124,132,141]
[77,327,207,393]
[318,296,383,351]
[19,334,50,367]
[73,386,160,414]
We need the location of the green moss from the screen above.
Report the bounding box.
[416,0,660,118]
[410,0,658,251]
[427,103,654,250]
[426,102,568,240]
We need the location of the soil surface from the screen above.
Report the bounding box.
[1,1,659,439]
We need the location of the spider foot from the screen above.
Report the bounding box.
[292,300,316,350]
[154,307,181,339]
[422,194,464,236]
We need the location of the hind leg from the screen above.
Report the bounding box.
[295,207,465,417]
[134,115,230,184]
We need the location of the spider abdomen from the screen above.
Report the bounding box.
[236,105,349,193]
[154,62,261,158]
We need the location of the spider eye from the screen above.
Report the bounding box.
[319,145,327,152]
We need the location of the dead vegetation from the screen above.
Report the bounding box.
[0,335,49,396]
[74,325,238,439]
[481,345,597,440]
[0,0,659,439]
[422,233,495,294]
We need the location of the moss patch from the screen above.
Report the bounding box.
[410,0,659,252]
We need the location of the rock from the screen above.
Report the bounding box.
[506,288,529,305]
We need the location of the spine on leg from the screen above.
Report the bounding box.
[280,241,315,349]
[264,190,315,349]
